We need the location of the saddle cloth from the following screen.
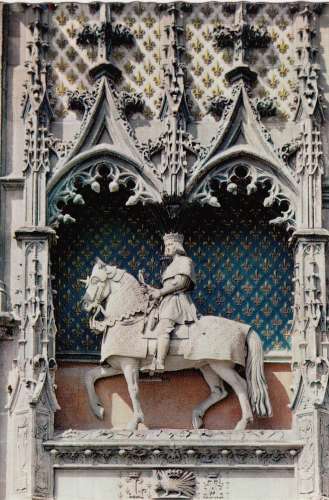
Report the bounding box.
[100,315,248,367]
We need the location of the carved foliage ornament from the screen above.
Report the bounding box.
[48,161,159,225]
[189,164,296,232]
[213,23,271,51]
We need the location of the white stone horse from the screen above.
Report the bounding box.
[81,258,272,431]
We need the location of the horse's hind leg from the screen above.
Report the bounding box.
[120,358,144,431]
[192,365,228,429]
[210,361,253,430]
[85,365,121,419]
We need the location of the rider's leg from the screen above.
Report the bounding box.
[155,319,174,371]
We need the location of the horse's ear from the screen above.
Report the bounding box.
[96,257,106,267]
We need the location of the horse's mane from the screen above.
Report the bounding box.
[105,268,149,324]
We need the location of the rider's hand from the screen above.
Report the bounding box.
[149,288,161,300]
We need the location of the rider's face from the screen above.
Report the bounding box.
[164,242,175,257]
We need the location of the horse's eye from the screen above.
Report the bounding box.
[91,277,99,285]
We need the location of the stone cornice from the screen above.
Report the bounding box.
[45,429,302,469]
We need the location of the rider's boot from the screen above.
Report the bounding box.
[156,333,170,371]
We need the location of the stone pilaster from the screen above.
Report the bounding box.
[290,7,329,500]
[5,6,59,500]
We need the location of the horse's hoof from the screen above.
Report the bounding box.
[126,416,144,431]
[94,404,105,420]
[234,417,253,431]
[192,412,203,429]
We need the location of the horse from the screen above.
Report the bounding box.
[81,258,272,431]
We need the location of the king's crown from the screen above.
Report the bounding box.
[163,233,184,245]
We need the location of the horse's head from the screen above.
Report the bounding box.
[81,257,116,313]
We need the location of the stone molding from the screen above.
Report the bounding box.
[45,429,301,469]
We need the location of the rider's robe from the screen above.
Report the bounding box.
[159,254,198,324]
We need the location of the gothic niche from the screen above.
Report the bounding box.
[51,174,293,430]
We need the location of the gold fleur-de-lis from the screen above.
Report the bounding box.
[56,58,68,73]
[192,39,203,53]
[202,27,212,42]
[278,63,288,77]
[268,74,279,89]
[56,11,67,26]
[263,326,273,338]
[144,37,155,52]
[256,16,267,29]
[277,17,288,30]
[192,62,203,76]
[67,24,77,39]
[144,61,155,75]
[272,339,283,350]
[252,314,262,328]
[77,61,87,74]
[66,47,78,62]
[243,303,254,317]
[278,87,289,100]
[134,71,145,86]
[153,73,162,87]
[262,304,272,317]
[124,16,136,28]
[143,107,154,119]
[112,49,124,62]
[270,29,278,42]
[283,329,291,339]
[123,83,135,93]
[144,83,154,98]
[143,13,155,28]
[124,61,134,74]
[212,86,223,97]
[201,4,213,17]
[192,17,202,30]
[134,25,145,39]
[186,28,193,41]
[277,40,288,54]
[56,35,68,50]
[192,87,204,100]
[202,50,213,66]
[212,62,223,77]
[202,73,214,88]
[56,81,67,96]
[77,13,88,26]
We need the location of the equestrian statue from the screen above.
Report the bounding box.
[81,233,272,431]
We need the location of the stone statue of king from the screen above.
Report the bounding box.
[146,233,198,371]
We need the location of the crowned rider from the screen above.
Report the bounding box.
[147,233,197,371]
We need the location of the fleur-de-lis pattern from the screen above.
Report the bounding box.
[53,196,293,359]
[49,3,299,123]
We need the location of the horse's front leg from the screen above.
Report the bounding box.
[120,357,145,431]
[85,365,121,419]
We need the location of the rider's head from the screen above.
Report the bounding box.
[163,233,186,257]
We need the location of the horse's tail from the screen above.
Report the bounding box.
[245,328,272,417]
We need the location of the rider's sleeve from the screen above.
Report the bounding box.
[160,275,193,297]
